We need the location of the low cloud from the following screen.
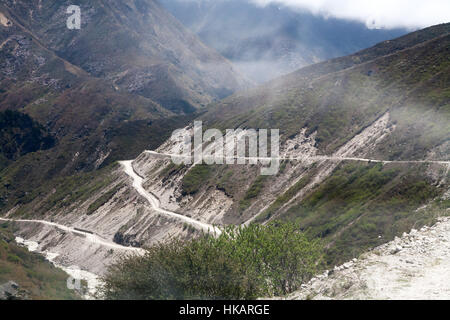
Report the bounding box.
[251,0,450,29]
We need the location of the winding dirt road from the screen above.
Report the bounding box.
[144,150,450,166]
[0,217,145,253]
[120,160,221,235]
[0,158,221,257]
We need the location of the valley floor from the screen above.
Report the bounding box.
[290,215,450,300]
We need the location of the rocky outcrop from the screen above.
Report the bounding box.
[290,216,450,300]
[0,281,29,300]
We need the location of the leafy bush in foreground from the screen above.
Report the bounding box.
[100,222,323,300]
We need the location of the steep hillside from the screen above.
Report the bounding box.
[139,24,450,265]
[0,110,54,168]
[161,0,406,83]
[196,23,449,263]
[0,0,232,214]
[1,0,249,113]
[0,10,176,211]
[2,24,449,283]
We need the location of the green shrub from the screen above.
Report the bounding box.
[7,253,22,264]
[100,222,324,300]
[255,175,311,223]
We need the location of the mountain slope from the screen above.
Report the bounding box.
[192,23,450,263]
[1,0,249,113]
[2,24,449,280]
[144,24,450,264]
[0,9,178,210]
[202,24,450,153]
[0,0,244,214]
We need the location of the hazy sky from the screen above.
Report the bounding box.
[251,0,450,29]
[176,0,450,30]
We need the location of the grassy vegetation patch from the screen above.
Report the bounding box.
[238,175,268,213]
[279,163,444,265]
[181,164,213,196]
[86,184,122,216]
[255,174,313,223]
[158,162,185,180]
